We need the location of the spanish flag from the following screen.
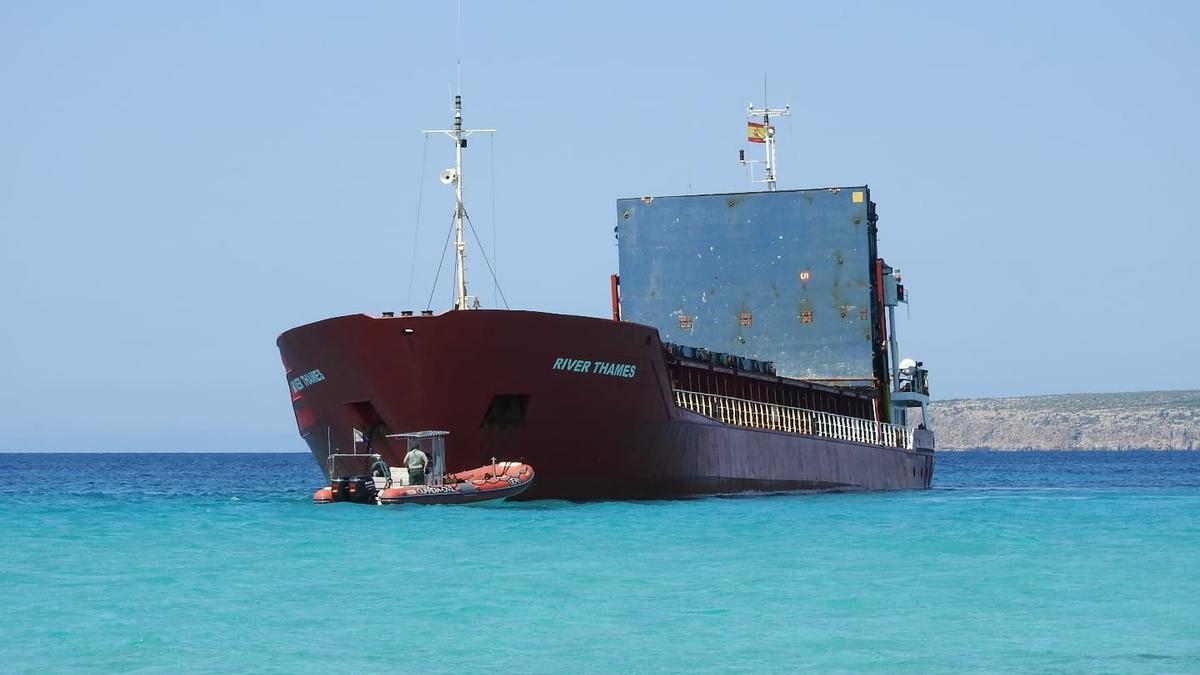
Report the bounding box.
[747,121,767,143]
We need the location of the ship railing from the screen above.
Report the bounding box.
[673,389,914,450]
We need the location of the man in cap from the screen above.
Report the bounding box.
[403,444,429,485]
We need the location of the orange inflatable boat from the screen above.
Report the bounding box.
[312,457,534,505]
[311,431,534,506]
[377,462,534,505]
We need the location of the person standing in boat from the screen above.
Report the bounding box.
[404,445,429,485]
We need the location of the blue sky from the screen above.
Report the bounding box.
[2,2,1197,451]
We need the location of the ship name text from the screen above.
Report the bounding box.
[290,369,326,393]
[552,357,638,379]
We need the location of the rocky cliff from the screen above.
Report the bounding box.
[928,390,1200,450]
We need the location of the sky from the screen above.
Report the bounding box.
[2,1,1197,452]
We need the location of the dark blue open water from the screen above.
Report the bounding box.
[2,451,1198,673]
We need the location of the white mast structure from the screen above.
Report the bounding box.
[739,103,790,191]
[423,94,495,310]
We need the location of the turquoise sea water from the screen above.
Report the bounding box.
[2,451,1198,673]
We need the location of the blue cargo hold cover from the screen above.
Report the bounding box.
[616,187,879,384]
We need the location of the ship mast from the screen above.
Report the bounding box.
[424,95,495,310]
[739,103,790,191]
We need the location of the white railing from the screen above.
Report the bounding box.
[673,389,913,449]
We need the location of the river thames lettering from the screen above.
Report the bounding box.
[551,357,637,379]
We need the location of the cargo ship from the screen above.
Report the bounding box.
[277,96,935,499]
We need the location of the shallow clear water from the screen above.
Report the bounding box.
[2,451,1198,673]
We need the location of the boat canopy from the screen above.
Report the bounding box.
[385,430,448,486]
[385,430,450,439]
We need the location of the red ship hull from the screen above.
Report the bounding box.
[277,310,933,500]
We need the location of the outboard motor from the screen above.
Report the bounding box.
[329,475,379,504]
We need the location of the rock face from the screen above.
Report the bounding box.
[928,390,1200,450]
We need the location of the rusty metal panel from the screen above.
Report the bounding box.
[616,187,879,383]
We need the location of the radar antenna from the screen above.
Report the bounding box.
[738,102,790,191]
